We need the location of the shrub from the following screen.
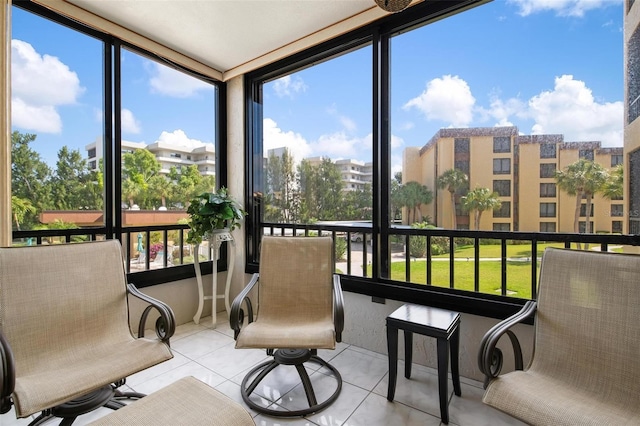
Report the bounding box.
[335,237,347,261]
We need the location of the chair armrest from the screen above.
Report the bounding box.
[230,273,259,340]
[127,283,176,344]
[333,274,344,343]
[477,300,537,388]
[0,331,15,414]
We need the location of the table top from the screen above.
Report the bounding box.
[387,303,460,334]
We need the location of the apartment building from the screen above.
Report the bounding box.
[85,137,216,177]
[404,127,623,233]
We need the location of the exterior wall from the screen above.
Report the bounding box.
[625,0,640,234]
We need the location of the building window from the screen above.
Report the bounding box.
[88,148,96,158]
[579,149,594,161]
[493,223,510,231]
[540,203,556,217]
[493,136,510,153]
[540,163,556,178]
[613,221,623,233]
[454,160,469,176]
[580,204,595,217]
[493,180,511,196]
[493,158,510,175]
[493,202,510,218]
[611,204,624,217]
[579,221,594,233]
[540,222,556,232]
[540,143,556,159]
[540,183,556,197]
[454,138,470,154]
[611,154,623,167]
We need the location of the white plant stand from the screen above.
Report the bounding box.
[193,229,235,328]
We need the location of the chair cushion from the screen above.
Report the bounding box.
[88,376,255,426]
[235,319,335,349]
[12,335,172,417]
[484,370,640,425]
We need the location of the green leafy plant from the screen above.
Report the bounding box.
[186,187,247,244]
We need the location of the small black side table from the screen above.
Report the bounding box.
[386,304,461,424]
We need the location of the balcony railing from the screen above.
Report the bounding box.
[13,223,640,300]
[261,222,640,301]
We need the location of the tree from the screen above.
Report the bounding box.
[437,168,468,229]
[390,172,403,222]
[297,158,343,222]
[122,149,161,209]
[342,184,372,221]
[461,187,501,230]
[11,195,36,231]
[400,181,433,224]
[555,159,609,235]
[51,146,94,210]
[148,174,174,209]
[265,149,298,223]
[602,164,623,200]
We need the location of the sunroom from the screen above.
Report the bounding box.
[1,0,637,425]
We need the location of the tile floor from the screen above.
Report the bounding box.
[3,312,526,426]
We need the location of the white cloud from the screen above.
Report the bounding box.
[273,75,308,98]
[149,63,213,98]
[156,129,206,148]
[121,108,141,134]
[507,0,615,17]
[11,39,85,133]
[528,75,622,146]
[391,134,404,150]
[11,98,61,133]
[263,118,312,162]
[403,75,475,127]
[311,132,370,159]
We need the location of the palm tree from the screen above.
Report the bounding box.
[401,181,433,224]
[555,159,609,235]
[602,164,623,200]
[461,187,501,230]
[437,168,468,229]
[11,195,36,231]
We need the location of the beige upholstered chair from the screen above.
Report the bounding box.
[230,236,344,417]
[0,240,175,425]
[478,248,640,425]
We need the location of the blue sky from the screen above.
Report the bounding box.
[11,0,623,174]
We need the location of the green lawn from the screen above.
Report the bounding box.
[432,241,567,259]
[389,259,538,299]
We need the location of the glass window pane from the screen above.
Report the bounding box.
[11,7,104,238]
[120,48,217,269]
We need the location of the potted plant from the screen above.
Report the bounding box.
[186,187,246,245]
[186,187,247,327]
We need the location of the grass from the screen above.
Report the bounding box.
[389,259,538,299]
[432,241,566,259]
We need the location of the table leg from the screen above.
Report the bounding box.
[451,326,461,397]
[404,330,413,379]
[386,325,398,401]
[437,337,450,424]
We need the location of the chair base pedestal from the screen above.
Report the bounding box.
[241,349,342,417]
[28,383,145,426]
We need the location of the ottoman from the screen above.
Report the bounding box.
[88,376,255,425]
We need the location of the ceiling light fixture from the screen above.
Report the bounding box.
[374,0,412,13]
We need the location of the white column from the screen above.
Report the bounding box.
[0,1,11,248]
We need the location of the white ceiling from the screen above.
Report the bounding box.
[52,0,403,80]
